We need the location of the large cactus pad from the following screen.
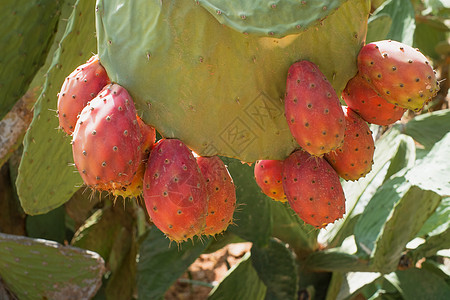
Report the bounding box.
[96,0,369,162]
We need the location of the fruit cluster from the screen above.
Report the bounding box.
[254,40,439,229]
[57,56,236,243]
[58,39,438,238]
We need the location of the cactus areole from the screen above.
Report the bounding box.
[95,0,370,162]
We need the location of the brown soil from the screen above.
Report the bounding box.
[165,242,252,300]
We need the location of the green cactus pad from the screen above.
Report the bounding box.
[16,0,98,215]
[0,233,105,300]
[96,0,369,162]
[196,0,348,38]
[0,0,60,120]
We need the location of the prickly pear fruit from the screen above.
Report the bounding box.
[197,156,236,236]
[357,40,439,111]
[282,150,345,228]
[254,160,287,202]
[57,55,110,134]
[72,84,141,191]
[143,139,208,242]
[285,60,345,157]
[112,116,156,198]
[325,107,375,181]
[342,74,406,126]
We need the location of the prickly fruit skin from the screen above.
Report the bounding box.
[325,107,375,181]
[72,84,141,191]
[254,160,287,202]
[57,55,110,134]
[357,40,439,111]
[112,116,156,198]
[197,156,236,236]
[343,74,406,126]
[285,60,346,156]
[282,150,345,228]
[143,139,208,242]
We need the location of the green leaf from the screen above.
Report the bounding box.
[355,171,442,273]
[26,205,66,244]
[16,0,98,215]
[0,233,105,300]
[196,0,349,38]
[409,227,450,262]
[399,109,450,150]
[251,239,298,300]
[305,240,371,273]
[222,157,272,247]
[366,13,392,43]
[0,0,61,120]
[372,0,416,45]
[353,175,411,257]
[96,0,369,161]
[104,233,138,300]
[371,186,441,273]
[321,128,415,247]
[384,268,450,300]
[270,201,318,258]
[203,230,247,254]
[414,18,449,60]
[334,272,382,300]
[137,228,210,300]
[406,197,450,262]
[405,132,450,196]
[71,204,134,266]
[208,252,267,300]
[417,197,449,237]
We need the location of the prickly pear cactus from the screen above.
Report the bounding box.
[196,0,347,37]
[16,0,97,215]
[0,233,105,300]
[0,0,61,120]
[96,0,370,162]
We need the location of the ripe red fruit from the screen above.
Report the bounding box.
[285,60,346,157]
[112,116,156,198]
[72,84,141,191]
[254,160,287,202]
[358,40,439,111]
[197,156,236,235]
[325,107,375,181]
[282,150,345,228]
[342,74,406,126]
[143,139,208,242]
[57,55,110,134]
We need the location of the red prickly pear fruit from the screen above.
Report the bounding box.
[342,74,406,126]
[325,107,375,181]
[112,116,156,198]
[285,60,346,157]
[254,160,287,202]
[137,116,157,157]
[57,55,110,134]
[197,156,236,236]
[282,150,345,228]
[357,40,440,111]
[72,84,141,191]
[143,139,208,242]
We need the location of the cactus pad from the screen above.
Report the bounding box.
[0,0,60,120]
[16,0,98,215]
[196,0,348,38]
[96,0,369,162]
[0,233,105,300]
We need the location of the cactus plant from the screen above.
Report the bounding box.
[0,0,449,299]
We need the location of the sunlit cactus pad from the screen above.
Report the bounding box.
[96,0,369,162]
[0,233,105,300]
[197,0,347,37]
